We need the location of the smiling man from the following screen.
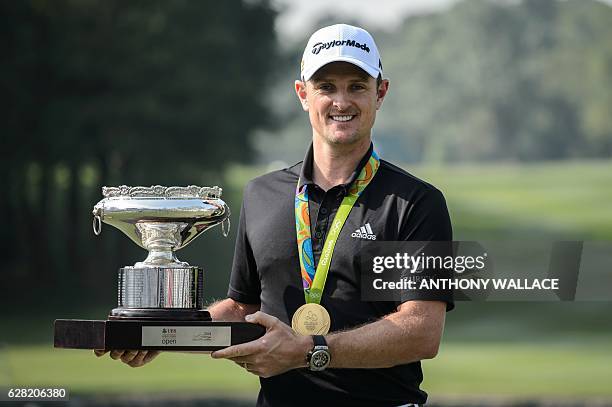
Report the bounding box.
[100,24,453,407]
[211,24,454,407]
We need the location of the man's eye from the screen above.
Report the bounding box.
[351,84,366,90]
[319,84,333,91]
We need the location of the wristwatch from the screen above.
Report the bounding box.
[307,335,331,371]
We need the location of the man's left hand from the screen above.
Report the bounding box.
[211,311,313,378]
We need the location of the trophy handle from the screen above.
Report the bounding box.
[93,214,102,236]
[222,217,231,237]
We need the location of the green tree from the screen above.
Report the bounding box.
[375,0,612,163]
[0,0,277,305]
[256,0,612,164]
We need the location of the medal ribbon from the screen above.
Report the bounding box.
[295,149,380,304]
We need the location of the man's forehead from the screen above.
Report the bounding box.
[309,62,371,82]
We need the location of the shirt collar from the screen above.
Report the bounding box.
[298,142,374,193]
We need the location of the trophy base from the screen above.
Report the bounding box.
[53,318,265,351]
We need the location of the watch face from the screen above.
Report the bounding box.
[311,350,330,370]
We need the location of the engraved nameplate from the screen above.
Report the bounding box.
[141,326,231,347]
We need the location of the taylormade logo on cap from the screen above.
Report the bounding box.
[301,24,383,82]
[312,39,370,55]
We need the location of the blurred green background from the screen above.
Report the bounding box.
[1,0,611,405]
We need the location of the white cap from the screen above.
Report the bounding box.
[300,24,383,82]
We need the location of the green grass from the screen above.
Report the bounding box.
[0,345,259,396]
[423,340,612,397]
[411,160,612,240]
[1,341,611,397]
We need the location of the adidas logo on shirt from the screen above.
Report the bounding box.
[351,223,377,240]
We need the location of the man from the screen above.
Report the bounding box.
[97,24,453,407]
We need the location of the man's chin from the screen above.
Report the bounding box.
[325,133,366,146]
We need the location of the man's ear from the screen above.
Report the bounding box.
[295,80,309,112]
[376,79,390,110]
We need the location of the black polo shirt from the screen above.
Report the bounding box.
[228,143,453,407]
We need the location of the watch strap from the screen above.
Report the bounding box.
[312,335,327,348]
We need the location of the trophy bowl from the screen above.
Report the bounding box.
[92,185,230,320]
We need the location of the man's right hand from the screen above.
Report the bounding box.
[94,349,160,367]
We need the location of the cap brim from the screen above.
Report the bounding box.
[302,56,380,82]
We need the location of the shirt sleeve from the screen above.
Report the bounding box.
[227,190,261,304]
[398,187,455,311]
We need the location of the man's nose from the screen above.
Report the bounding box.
[332,90,351,111]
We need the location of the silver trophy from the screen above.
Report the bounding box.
[92,185,230,320]
[54,185,264,351]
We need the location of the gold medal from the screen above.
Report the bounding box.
[291,303,331,335]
